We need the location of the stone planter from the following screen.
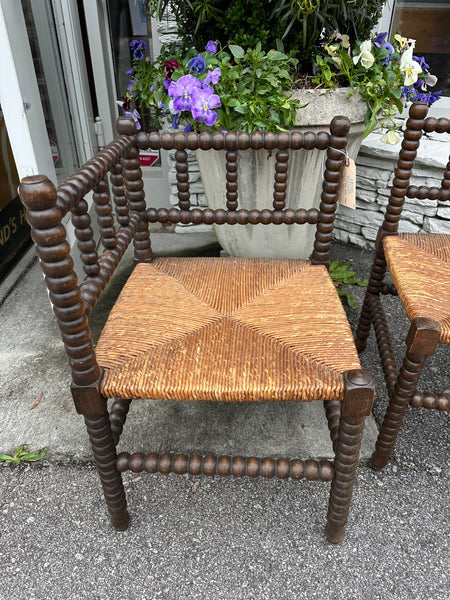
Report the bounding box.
[197,87,367,258]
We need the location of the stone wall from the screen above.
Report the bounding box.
[334,130,450,248]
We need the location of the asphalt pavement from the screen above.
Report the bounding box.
[0,234,448,600]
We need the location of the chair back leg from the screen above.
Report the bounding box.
[372,317,441,469]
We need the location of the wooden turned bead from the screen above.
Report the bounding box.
[276,458,290,479]
[238,132,250,150]
[246,457,260,478]
[144,453,158,473]
[226,211,238,224]
[203,455,217,476]
[158,208,169,222]
[191,208,203,224]
[189,454,203,476]
[304,132,316,149]
[290,132,304,149]
[173,454,188,475]
[130,452,145,473]
[320,460,334,481]
[237,209,248,224]
[260,209,272,224]
[217,455,231,476]
[211,131,224,150]
[203,209,214,224]
[116,453,130,472]
[290,459,304,480]
[283,209,295,224]
[307,209,319,224]
[304,459,319,480]
[215,210,226,225]
[260,458,275,478]
[231,456,246,477]
[158,453,173,474]
[248,209,260,224]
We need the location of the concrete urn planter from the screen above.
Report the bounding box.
[196,87,367,258]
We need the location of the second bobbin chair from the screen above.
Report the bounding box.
[356,102,450,469]
[19,114,374,543]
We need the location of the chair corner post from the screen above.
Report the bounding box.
[342,369,375,420]
[71,379,106,416]
[406,317,441,361]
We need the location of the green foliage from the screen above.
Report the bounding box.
[127,42,302,132]
[312,33,439,138]
[147,0,384,74]
[329,260,368,309]
[0,445,48,466]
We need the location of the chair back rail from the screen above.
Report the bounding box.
[382,103,450,236]
[130,116,350,265]
[19,114,350,390]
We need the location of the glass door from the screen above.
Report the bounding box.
[83,0,170,208]
[21,0,80,181]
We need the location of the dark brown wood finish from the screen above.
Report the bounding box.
[355,102,450,470]
[18,114,375,543]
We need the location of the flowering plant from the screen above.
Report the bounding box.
[313,31,441,141]
[121,39,301,133]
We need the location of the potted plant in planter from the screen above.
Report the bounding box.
[120,2,440,257]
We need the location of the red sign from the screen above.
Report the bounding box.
[139,149,160,167]
[49,139,59,164]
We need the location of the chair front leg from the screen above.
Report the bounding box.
[325,370,374,543]
[84,411,130,530]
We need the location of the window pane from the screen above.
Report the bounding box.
[391,0,450,96]
[107,0,154,105]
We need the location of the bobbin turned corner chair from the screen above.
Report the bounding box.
[355,101,450,470]
[19,115,374,543]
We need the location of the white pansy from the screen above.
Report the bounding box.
[400,46,422,86]
[381,129,401,145]
[353,40,374,69]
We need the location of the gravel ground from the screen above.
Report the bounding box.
[0,452,448,600]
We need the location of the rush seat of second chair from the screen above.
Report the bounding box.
[19,115,374,543]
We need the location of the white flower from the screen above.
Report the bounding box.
[381,129,401,145]
[353,40,374,69]
[400,46,422,86]
[426,73,438,87]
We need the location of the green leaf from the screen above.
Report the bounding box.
[229,45,245,60]
[267,51,288,61]
[0,445,47,466]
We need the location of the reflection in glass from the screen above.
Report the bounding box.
[21,0,79,181]
[391,1,450,96]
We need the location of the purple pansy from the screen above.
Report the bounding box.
[413,56,430,71]
[130,40,146,60]
[168,75,201,112]
[191,89,221,126]
[188,56,206,75]
[374,32,394,66]
[184,124,194,133]
[374,32,388,47]
[205,67,221,85]
[205,40,217,54]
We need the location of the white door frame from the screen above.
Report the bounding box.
[0,0,56,182]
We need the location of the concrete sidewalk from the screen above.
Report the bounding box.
[0,234,448,600]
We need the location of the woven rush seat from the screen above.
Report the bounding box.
[96,257,361,402]
[384,233,450,344]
